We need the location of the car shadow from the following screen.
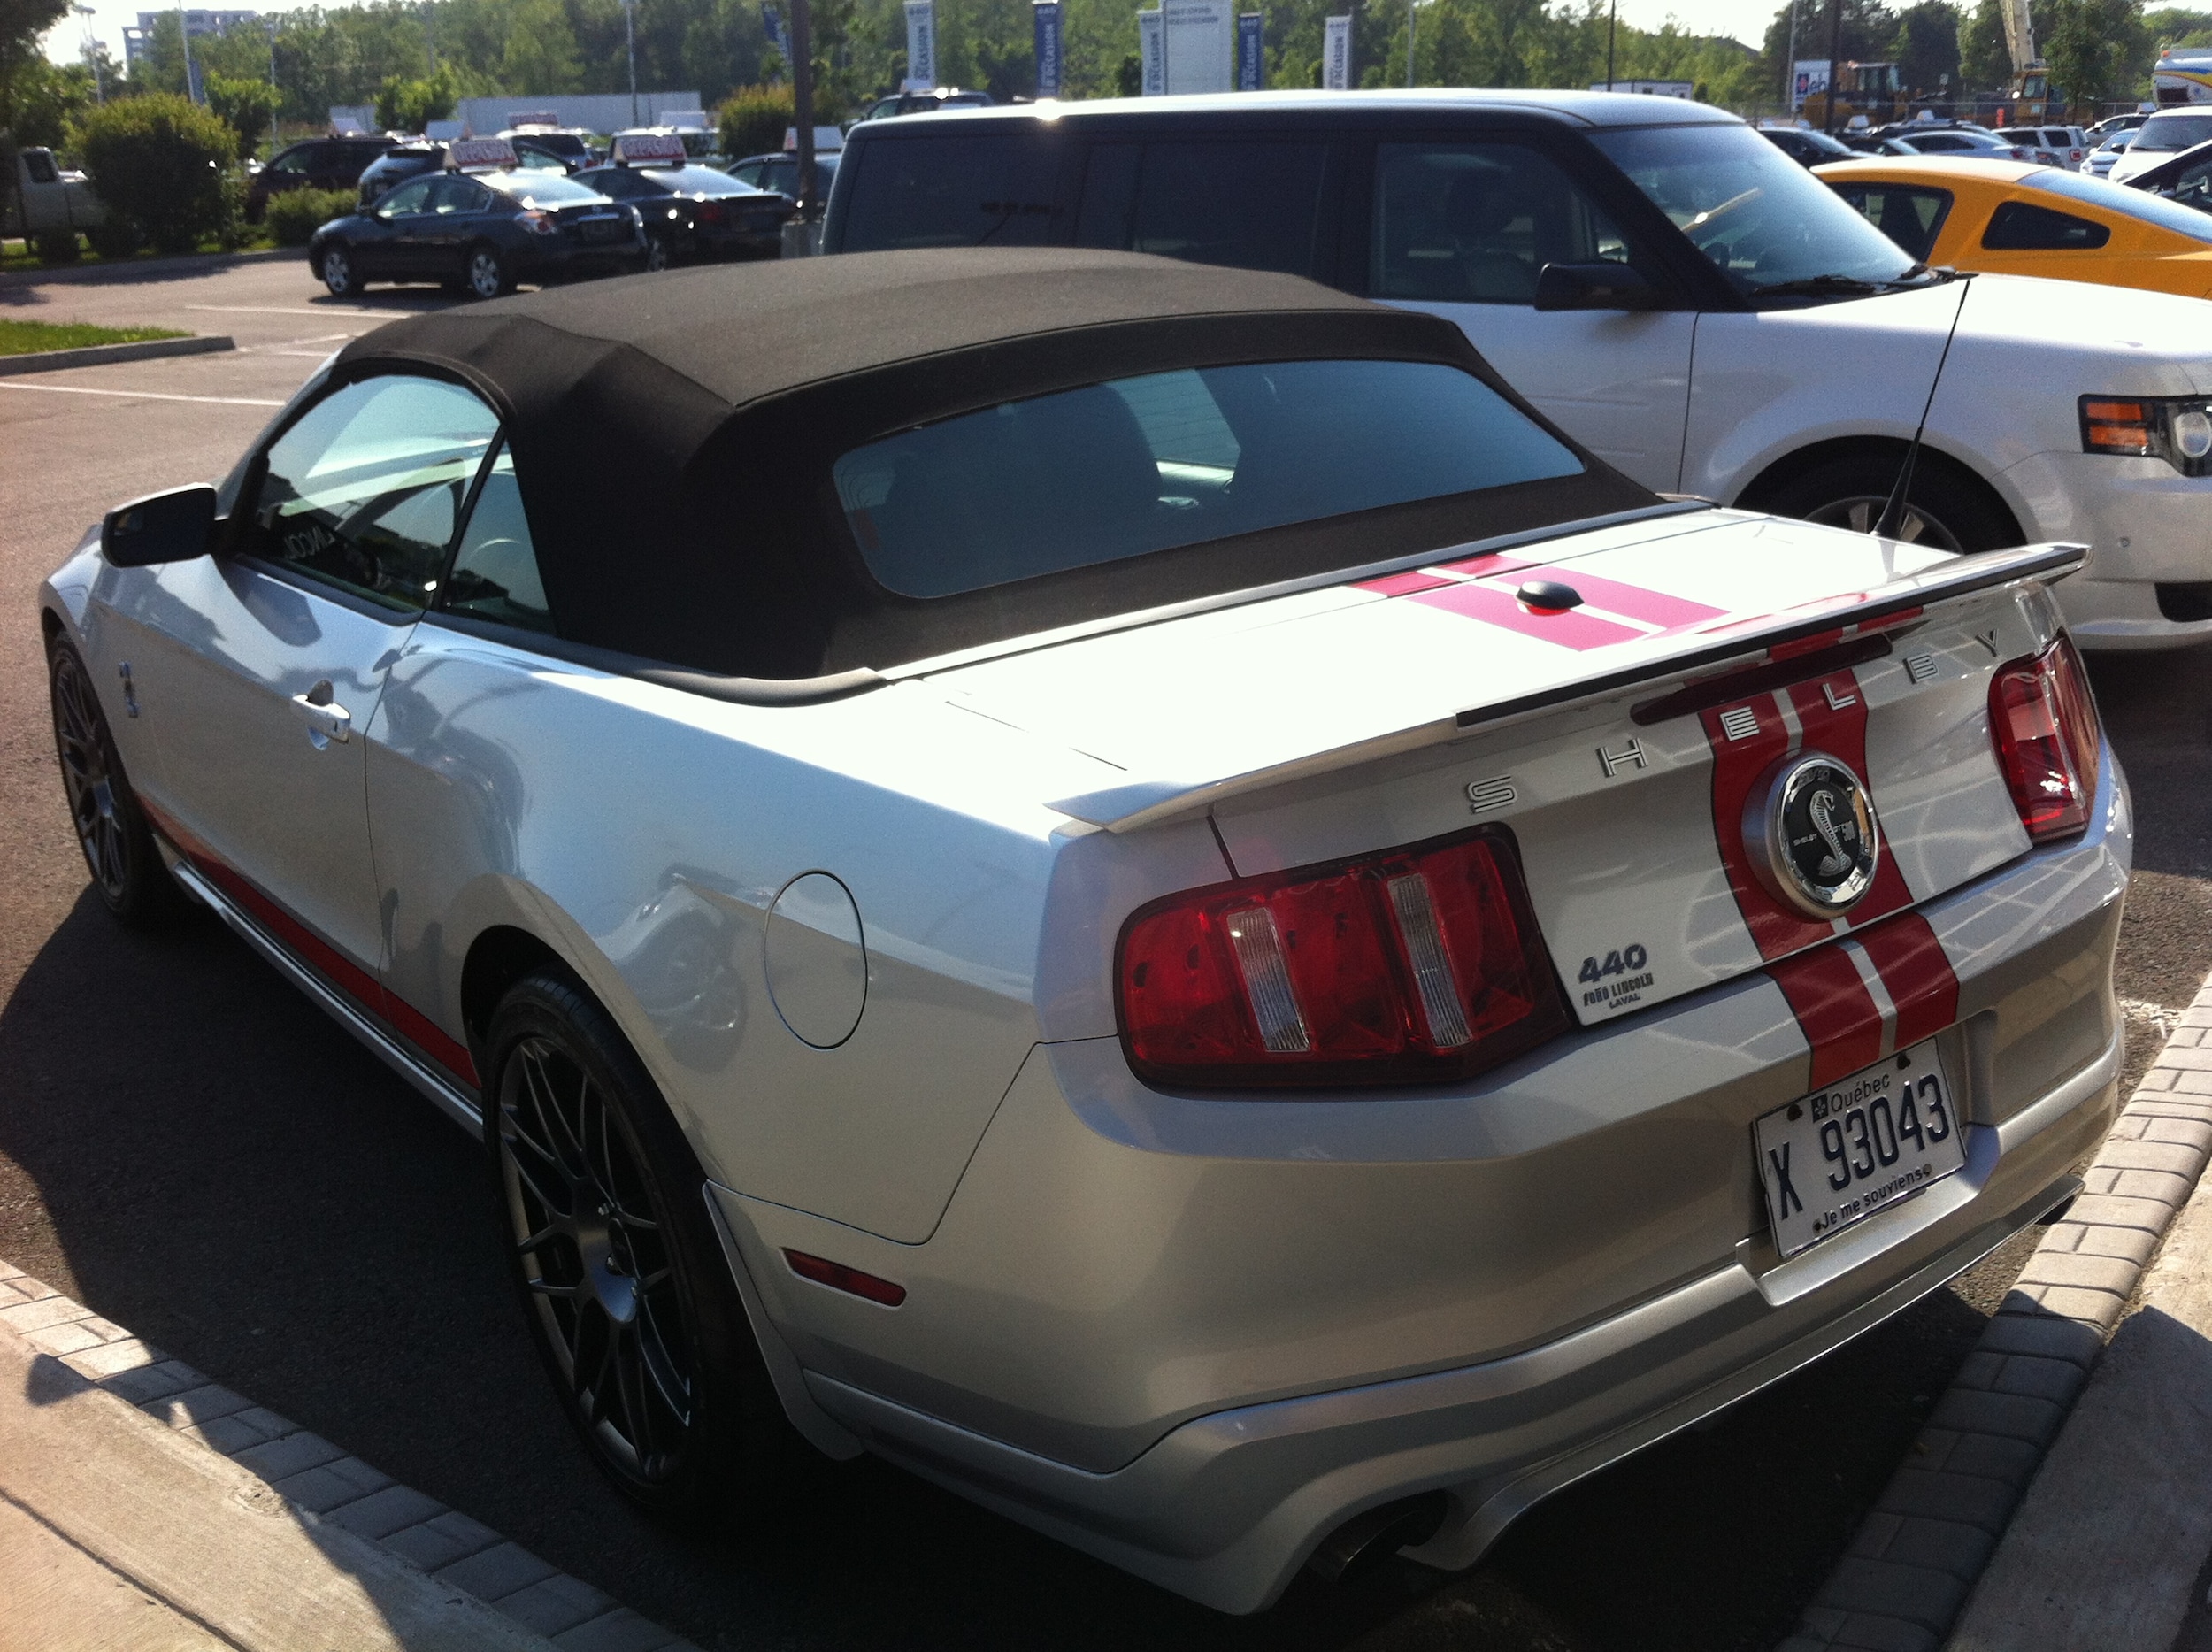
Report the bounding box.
[0,882,2034,1652]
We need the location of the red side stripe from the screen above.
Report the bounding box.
[1409,580,1648,649]
[1855,914,1959,1049]
[1783,673,1914,932]
[1770,945,1886,1088]
[1699,694,1834,959]
[138,800,479,1087]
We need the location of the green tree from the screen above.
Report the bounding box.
[0,0,68,139]
[74,90,237,252]
[2039,0,2151,107]
[1892,0,1960,93]
[2,58,96,150]
[374,64,473,129]
[206,73,278,158]
[1958,0,2009,88]
[499,0,584,92]
[718,81,792,153]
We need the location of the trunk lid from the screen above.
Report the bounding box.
[921,509,2085,1026]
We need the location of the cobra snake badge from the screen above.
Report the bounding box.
[1809,788,1853,879]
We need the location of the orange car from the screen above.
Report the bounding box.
[1814,156,2212,300]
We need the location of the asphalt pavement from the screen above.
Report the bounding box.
[3,256,2209,1652]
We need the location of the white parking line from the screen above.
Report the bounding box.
[0,382,284,407]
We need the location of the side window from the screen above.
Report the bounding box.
[270,147,308,175]
[1983,200,2110,251]
[729,161,764,188]
[1832,183,1953,262]
[1081,141,1329,279]
[243,375,500,614]
[1371,142,1632,304]
[443,442,553,634]
[24,150,59,184]
[378,176,436,215]
[838,134,1064,250]
[429,176,488,214]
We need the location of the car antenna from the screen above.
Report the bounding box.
[1873,269,1977,542]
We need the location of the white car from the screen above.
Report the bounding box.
[41,252,2126,1613]
[830,92,2212,649]
[2088,128,2139,178]
[2108,108,2212,184]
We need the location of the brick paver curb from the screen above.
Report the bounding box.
[1776,980,2212,1652]
[0,1260,695,1652]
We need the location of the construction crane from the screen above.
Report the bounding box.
[2000,0,2057,120]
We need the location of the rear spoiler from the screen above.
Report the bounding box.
[1047,541,2085,834]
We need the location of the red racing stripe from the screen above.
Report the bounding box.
[1355,569,1459,596]
[1409,580,1648,649]
[1546,571,1728,633]
[1855,913,1960,1049]
[138,799,479,1087]
[1699,694,1835,959]
[1784,673,1914,931]
[1770,944,1886,1088]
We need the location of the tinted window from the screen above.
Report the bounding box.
[580,169,652,198]
[1592,122,1922,294]
[1076,141,1330,279]
[841,134,1063,249]
[729,161,765,188]
[270,146,311,174]
[1981,200,2110,250]
[643,167,757,197]
[2031,167,2212,242]
[428,176,491,214]
[486,173,608,206]
[2133,114,2212,153]
[444,442,553,634]
[378,177,436,214]
[1829,182,1954,261]
[24,150,58,184]
[833,359,1583,599]
[246,375,500,613]
[1371,142,1635,303]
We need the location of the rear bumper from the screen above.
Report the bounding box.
[713,751,2130,1613]
[2001,450,2212,649]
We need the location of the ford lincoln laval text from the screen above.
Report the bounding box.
[42,250,2128,1612]
[827,90,2212,649]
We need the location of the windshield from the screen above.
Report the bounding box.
[833,359,1584,598]
[486,173,607,206]
[642,167,758,197]
[2135,114,2212,154]
[2030,168,2212,242]
[1591,122,1924,296]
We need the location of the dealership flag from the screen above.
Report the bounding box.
[1139,9,1164,94]
[1323,14,1351,88]
[904,0,937,90]
[1237,12,1263,88]
[1034,1,1064,96]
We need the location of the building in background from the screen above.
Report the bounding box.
[121,8,257,72]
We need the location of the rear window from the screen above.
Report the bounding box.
[1078,140,1332,278]
[2134,114,2212,153]
[832,358,1583,598]
[2029,168,2212,242]
[485,173,608,206]
[643,167,761,197]
[839,134,1063,249]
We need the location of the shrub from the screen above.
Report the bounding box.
[74,93,236,255]
[85,217,142,259]
[265,185,356,246]
[206,74,278,162]
[720,83,795,161]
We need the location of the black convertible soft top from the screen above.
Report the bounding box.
[332,248,1654,681]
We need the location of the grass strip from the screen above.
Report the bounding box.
[0,319,191,357]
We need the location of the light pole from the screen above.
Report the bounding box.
[179,0,200,103]
[266,19,279,152]
[1604,0,1617,91]
[623,0,640,127]
[73,4,104,102]
[1405,0,1414,88]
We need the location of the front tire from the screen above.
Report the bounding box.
[485,972,800,1518]
[1761,451,2019,553]
[318,244,358,297]
[465,244,512,300]
[48,639,189,927]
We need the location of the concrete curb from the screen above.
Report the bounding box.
[1777,976,2212,1652]
[0,1258,696,1652]
[0,334,235,376]
[0,244,295,288]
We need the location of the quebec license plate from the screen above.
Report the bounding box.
[1755,1039,1966,1259]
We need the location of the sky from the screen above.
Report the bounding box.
[42,0,1793,75]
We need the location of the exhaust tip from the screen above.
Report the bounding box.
[1307,1491,1449,1585]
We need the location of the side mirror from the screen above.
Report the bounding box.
[102,485,217,568]
[1533,261,1663,312]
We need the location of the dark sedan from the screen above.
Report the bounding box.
[724,148,841,203]
[572,162,791,264]
[247,135,396,222]
[357,137,577,208]
[307,168,645,299]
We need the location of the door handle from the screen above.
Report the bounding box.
[290,683,352,746]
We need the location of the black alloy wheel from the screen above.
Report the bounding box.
[487,972,798,1517]
[47,640,188,926]
[1762,451,2019,554]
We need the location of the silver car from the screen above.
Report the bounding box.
[41,250,2127,1613]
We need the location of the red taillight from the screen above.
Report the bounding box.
[697,201,724,224]
[1117,826,1568,1089]
[1989,636,2102,843]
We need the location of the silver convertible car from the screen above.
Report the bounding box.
[42,250,2126,1612]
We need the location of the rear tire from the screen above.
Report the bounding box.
[465,244,512,300]
[47,638,191,928]
[318,243,358,297]
[1759,451,2019,553]
[484,971,803,1520]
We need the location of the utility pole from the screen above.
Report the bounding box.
[1605,0,1617,90]
[266,19,279,150]
[73,4,104,102]
[624,0,640,126]
[790,0,817,234]
[178,0,200,104]
[1782,0,1799,111]
[1824,0,1843,132]
[1406,0,1413,88]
